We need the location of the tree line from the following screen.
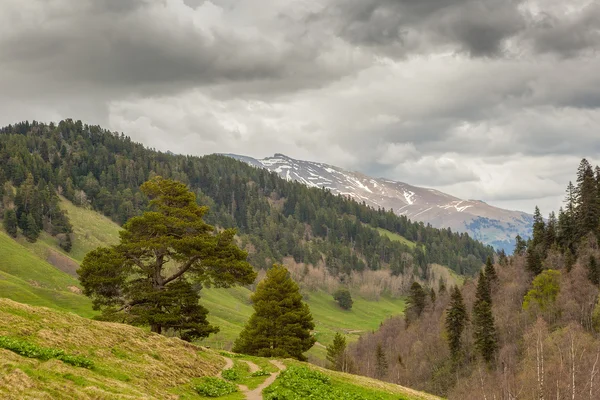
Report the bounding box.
[340,159,600,399]
[0,119,494,281]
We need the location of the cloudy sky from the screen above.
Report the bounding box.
[1,0,599,215]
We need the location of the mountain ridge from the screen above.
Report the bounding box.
[226,153,532,251]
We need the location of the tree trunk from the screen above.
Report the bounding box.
[151,324,162,334]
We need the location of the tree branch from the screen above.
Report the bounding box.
[163,255,202,285]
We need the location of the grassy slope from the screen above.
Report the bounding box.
[1,198,406,361]
[199,287,406,360]
[0,299,437,400]
[0,298,223,399]
[377,228,417,248]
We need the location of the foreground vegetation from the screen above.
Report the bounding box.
[0,299,437,400]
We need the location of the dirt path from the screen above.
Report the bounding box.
[217,356,234,378]
[241,360,260,374]
[244,360,286,400]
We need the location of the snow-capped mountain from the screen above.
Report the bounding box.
[226,153,532,251]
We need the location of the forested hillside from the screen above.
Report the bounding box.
[0,119,493,286]
[345,159,600,399]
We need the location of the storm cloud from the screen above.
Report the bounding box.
[1,0,600,215]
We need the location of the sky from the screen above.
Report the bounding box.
[1,0,599,215]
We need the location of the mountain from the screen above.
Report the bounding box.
[227,153,532,252]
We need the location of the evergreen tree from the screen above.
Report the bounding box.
[375,343,388,379]
[333,288,353,310]
[78,177,256,339]
[514,234,527,256]
[326,333,351,372]
[24,213,40,242]
[406,282,427,320]
[445,286,468,362]
[473,271,497,364]
[531,206,546,249]
[545,211,557,249]
[525,240,543,276]
[3,209,18,237]
[575,159,599,239]
[484,256,498,288]
[430,287,436,304]
[234,264,316,361]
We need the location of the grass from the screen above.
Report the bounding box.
[199,287,405,361]
[0,298,223,399]
[376,228,417,248]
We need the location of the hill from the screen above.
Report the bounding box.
[228,153,532,252]
[0,119,494,281]
[0,299,440,400]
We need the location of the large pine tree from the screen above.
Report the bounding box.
[445,286,468,362]
[575,159,599,239]
[233,264,316,361]
[78,177,256,339]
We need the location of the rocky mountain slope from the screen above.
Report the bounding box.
[228,154,532,252]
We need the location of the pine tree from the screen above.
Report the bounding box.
[545,211,557,249]
[375,343,388,379]
[24,213,40,242]
[575,159,599,239]
[473,271,497,364]
[514,234,527,256]
[526,240,543,276]
[233,264,316,361]
[333,288,353,310]
[531,206,546,249]
[445,286,468,361]
[406,281,427,320]
[3,209,18,237]
[78,177,255,339]
[484,256,498,289]
[326,333,351,372]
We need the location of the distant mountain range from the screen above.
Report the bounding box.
[227,153,532,252]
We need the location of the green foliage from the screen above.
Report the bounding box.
[0,119,494,279]
[405,281,427,320]
[233,264,316,361]
[78,177,256,340]
[484,256,498,287]
[588,255,600,285]
[375,343,388,379]
[473,272,497,364]
[263,366,396,400]
[0,336,94,369]
[194,377,238,397]
[3,208,17,237]
[333,288,353,310]
[221,368,241,382]
[523,269,561,312]
[326,333,347,371]
[445,286,468,361]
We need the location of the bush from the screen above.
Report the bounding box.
[194,377,238,397]
[0,336,94,369]
[333,289,353,310]
[221,368,241,382]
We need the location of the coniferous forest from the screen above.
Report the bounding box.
[0,119,493,283]
[348,159,600,398]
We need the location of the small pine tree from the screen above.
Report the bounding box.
[233,264,316,361]
[484,256,498,288]
[375,343,388,379]
[475,271,491,305]
[526,241,543,276]
[514,234,527,256]
[24,213,40,242]
[406,282,427,320]
[3,209,18,237]
[326,333,351,372]
[333,288,353,310]
[445,286,468,362]
[565,249,576,273]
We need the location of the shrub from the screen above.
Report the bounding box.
[0,336,94,369]
[251,369,271,377]
[221,368,241,382]
[194,377,238,397]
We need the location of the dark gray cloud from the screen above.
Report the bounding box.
[1,0,600,214]
[322,0,526,56]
